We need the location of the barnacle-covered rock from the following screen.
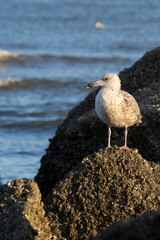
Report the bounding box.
[0,179,52,240]
[44,147,160,240]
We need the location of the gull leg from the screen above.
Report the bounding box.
[120,126,130,150]
[124,125,127,147]
[100,126,111,151]
[107,127,111,148]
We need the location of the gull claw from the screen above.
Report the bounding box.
[120,146,130,151]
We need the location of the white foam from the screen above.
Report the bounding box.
[0,50,24,61]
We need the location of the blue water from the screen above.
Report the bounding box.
[0,0,160,183]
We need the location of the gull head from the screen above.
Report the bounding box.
[87,73,121,91]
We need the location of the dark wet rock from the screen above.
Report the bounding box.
[128,82,160,162]
[119,47,160,92]
[0,179,52,240]
[95,210,160,240]
[35,47,160,198]
[44,147,160,240]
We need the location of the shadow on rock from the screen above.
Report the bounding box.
[95,210,160,240]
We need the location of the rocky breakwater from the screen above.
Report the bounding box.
[0,47,160,240]
[1,148,160,239]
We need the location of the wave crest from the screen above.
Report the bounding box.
[0,49,131,65]
[0,50,26,62]
[0,77,72,89]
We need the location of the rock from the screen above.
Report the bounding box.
[44,147,160,240]
[95,210,160,240]
[0,179,52,240]
[128,83,160,162]
[119,47,160,92]
[35,47,160,198]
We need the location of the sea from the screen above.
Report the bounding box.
[0,0,160,184]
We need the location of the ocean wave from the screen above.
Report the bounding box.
[0,50,28,63]
[0,49,131,65]
[0,119,63,129]
[0,78,21,87]
[59,55,131,63]
[0,77,72,89]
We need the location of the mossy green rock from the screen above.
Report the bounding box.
[35,47,160,198]
[44,147,160,240]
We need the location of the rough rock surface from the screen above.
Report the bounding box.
[119,47,160,92]
[35,47,160,197]
[44,147,160,240]
[0,179,52,240]
[95,210,160,240]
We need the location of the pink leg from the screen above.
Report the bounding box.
[120,126,130,150]
[106,127,112,149]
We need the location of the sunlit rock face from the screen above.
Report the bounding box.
[44,147,160,240]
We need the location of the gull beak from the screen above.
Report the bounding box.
[86,81,100,88]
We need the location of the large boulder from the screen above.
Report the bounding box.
[44,147,160,240]
[35,47,160,198]
[0,179,52,240]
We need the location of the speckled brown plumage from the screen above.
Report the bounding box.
[87,73,142,149]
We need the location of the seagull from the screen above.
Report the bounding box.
[87,73,142,150]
